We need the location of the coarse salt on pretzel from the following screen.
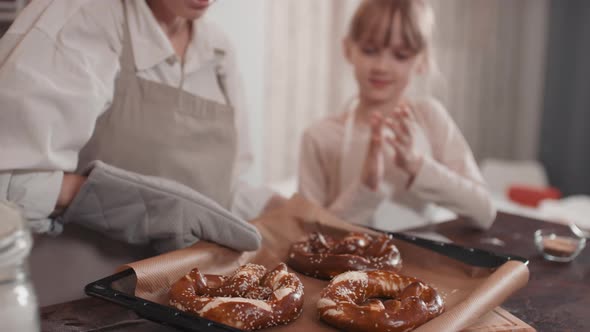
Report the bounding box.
[287,232,402,279]
[169,263,304,331]
[317,270,444,332]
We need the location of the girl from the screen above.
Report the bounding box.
[298,0,496,231]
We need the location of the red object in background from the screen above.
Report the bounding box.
[507,185,562,207]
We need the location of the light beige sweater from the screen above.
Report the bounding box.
[298,98,496,230]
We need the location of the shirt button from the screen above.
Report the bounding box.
[166,56,178,65]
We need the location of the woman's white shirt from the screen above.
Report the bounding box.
[0,0,271,231]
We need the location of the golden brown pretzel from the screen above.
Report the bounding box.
[169,263,304,331]
[287,232,402,279]
[317,270,444,332]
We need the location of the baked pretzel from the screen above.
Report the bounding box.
[287,232,402,279]
[169,263,304,331]
[317,270,444,332]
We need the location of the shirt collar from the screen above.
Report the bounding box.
[125,0,219,72]
[183,19,217,73]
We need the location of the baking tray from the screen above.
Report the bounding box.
[85,230,528,332]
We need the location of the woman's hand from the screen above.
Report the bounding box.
[384,105,423,186]
[361,112,384,191]
[55,173,86,212]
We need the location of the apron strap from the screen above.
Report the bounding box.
[119,1,137,75]
[213,48,232,107]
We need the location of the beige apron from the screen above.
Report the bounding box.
[30,7,237,306]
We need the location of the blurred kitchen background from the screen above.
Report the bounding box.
[2,0,589,220]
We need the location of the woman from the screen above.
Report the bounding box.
[0,0,277,305]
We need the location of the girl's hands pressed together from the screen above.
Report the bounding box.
[384,105,424,186]
[361,112,384,191]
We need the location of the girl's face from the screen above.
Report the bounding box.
[158,0,213,20]
[345,13,423,106]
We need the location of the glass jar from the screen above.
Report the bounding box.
[0,202,40,332]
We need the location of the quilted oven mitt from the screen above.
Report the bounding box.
[59,161,261,253]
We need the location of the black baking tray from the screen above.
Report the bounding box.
[85,268,242,332]
[378,230,528,268]
[85,231,528,332]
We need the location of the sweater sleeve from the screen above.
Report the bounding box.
[0,170,63,234]
[408,99,496,229]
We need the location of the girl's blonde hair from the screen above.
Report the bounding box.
[348,0,436,73]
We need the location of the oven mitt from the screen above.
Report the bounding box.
[59,161,261,253]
